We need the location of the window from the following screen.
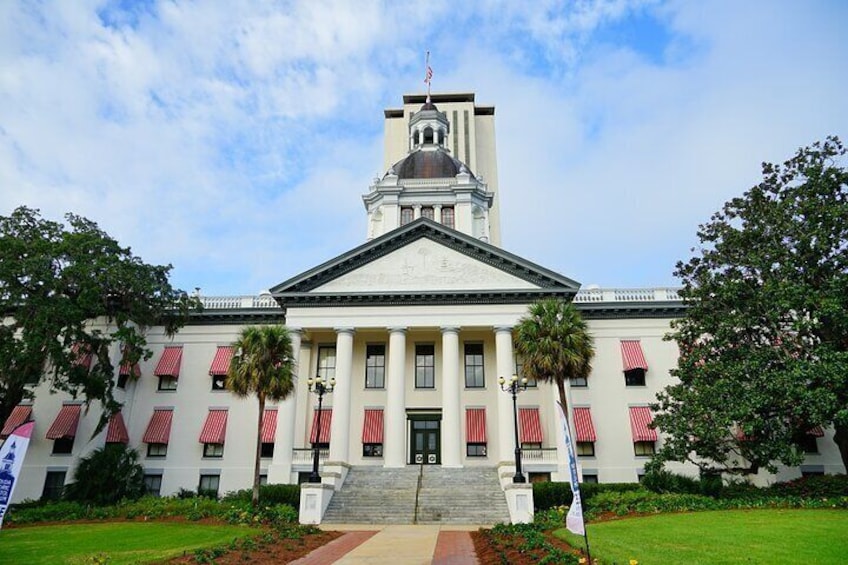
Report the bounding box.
[441,207,455,229]
[634,441,656,456]
[464,344,485,388]
[799,436,818,454]
[158,376,178,391]
[203,443,224,458]
[116,373,129,389]
[317,346,336,381]
[421,207,434,220]
[624,368,646,387]
[198,474,220,498]
[515,356,536,387]
[582,474,599,484]
[466,443,487,457]
[423,126,433,144]
[363,444,383,457]
[570,376,588,387]
[261,442,275,458]
[147,443,168,457]
[211,375,227,391]
[801,469,825,477]
[52,437,74,455]
[365,344,386,389]
[143,474,162,496]
[576,442,595,457]
[521,442,542,450]
[259,474,268,486]
[42,471,66,500]
[415,344,435,388]
[401,207,414,225]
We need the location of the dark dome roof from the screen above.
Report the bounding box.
[420,101,439,111]
[390,148,472,180]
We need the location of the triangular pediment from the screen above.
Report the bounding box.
[271,218,580,306]
[313,238,538,293]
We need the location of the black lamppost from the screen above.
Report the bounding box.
[307,375,335,483]
[499,374,528,483]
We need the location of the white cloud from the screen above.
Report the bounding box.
[1,0,845,294]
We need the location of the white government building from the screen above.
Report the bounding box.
[3,92,843,522]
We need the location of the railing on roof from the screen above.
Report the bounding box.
[199,295,279,310]
[521,447,558,465]
[196,288,683,310]
[573,287,682,303]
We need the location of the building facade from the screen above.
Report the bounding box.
[3,93,844,504]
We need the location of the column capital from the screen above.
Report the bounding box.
[334,327,356,336]
[440,326,460,335]
[388,326,408,335]
[493,326,514,335]
[288,327,303,336]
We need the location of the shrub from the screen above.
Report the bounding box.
[768,474,848,498]
[222,484,300,507]
[63,444,146,505]
[641,469,702,496]
[533,481,646,510]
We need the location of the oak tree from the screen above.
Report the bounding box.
[652,137,848,474]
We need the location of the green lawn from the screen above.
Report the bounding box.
[0,522,257,565]
[555,509,848,564]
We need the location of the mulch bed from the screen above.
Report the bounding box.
[470,527,584,564]
[165,527,343,564]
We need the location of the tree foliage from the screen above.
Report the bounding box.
[0,206,197,430]
[227,325,296,506]
[652,136,848,474]
[514,298,594,413]
[63,443,146,505]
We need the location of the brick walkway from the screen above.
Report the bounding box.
[433,531,480,564]
[289,531,378,565]
[293,526,480,564]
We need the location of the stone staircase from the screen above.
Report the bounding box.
[322,466,420,524]
[321,465,510,525]
[416,466,510,525]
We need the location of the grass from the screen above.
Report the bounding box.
[0,522,257,565]
[555,508,848,564]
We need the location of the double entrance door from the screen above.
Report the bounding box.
[410,416,440,465]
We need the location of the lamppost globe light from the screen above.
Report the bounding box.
[498,376,505,385]
[330,378,336,387]
[521,377,528,385]
[511,374,518,383]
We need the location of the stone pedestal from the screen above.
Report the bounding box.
[503,482,534,524]
[299,483,335,525]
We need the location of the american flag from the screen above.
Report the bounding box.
[425,64,433,84]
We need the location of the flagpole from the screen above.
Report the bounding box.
[425,51,431,103]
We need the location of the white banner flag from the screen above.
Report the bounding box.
[0,421,35,529]
[556,402,585,536]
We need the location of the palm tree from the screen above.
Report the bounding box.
[514,298,594,414]
[228,325,296,506]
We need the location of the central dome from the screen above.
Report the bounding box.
[391,147,472,180]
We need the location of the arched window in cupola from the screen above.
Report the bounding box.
[423,127,434,144]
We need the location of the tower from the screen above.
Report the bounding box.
[364,93,502,245]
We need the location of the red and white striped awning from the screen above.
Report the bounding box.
[362,409,384,444]
[573,407,596,442]
[199,409,228,444]
[154,346,183,378]
[71,343,93,370]
[621,340,648,371]
[309,409,332,444]
[261,409,278,443]
[518,407,543,443]
[629,406,657,442]
[106,412,130,444]
[1,405,33,438]
[466,408,487,443]
[807,426,825,437]
[209,346,234,376]
[142,409,173,444]
[45,404,82,439]
[119,346,141,378]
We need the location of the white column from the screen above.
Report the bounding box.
[495,326,516,464]
[385,327,407,467]
[329,328,354,463]
[270,327,301,484]
[413,204,422,219]
[441,326,462,467]
[434,204,443,225]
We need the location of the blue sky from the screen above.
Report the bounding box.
[1,1,846,295]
